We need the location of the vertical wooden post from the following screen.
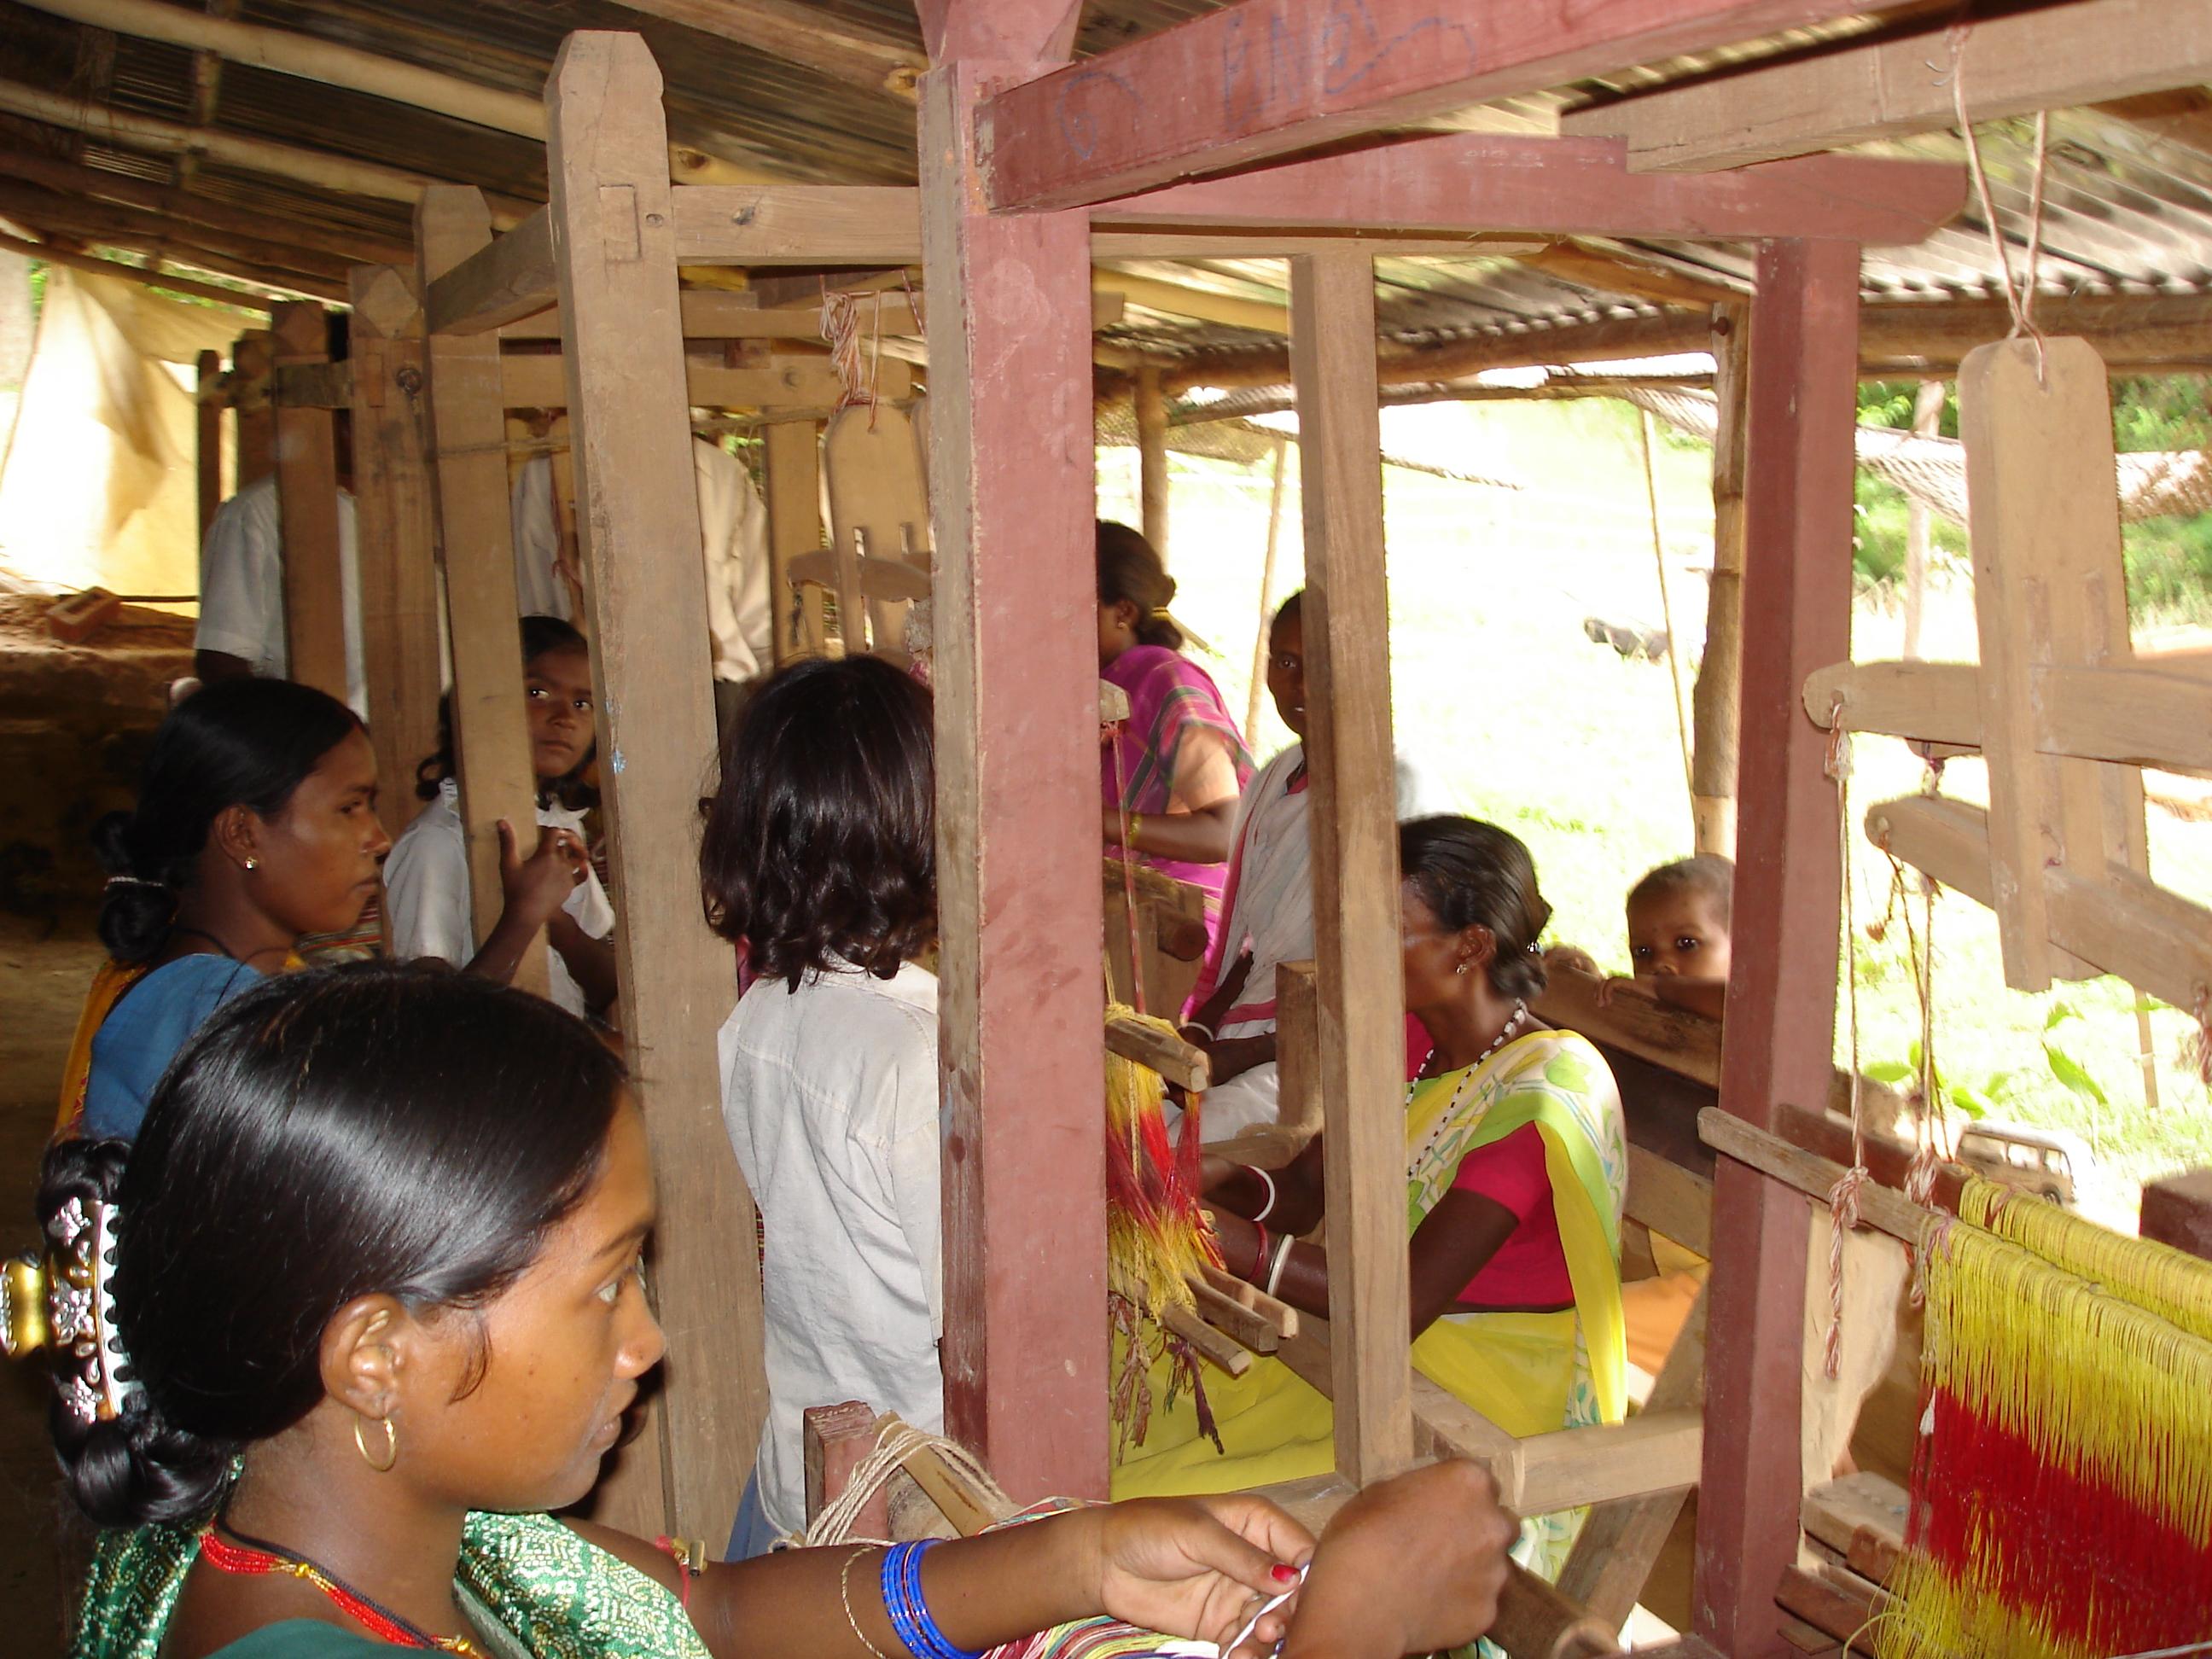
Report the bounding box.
[270,300,348,703]
[1136,364,1169,558]
[547,31,770,1543]
[232,329,275,487]
[920,58,1108,1502]
[1695,240,1860,1659]
[1691,301,1748,859]
[195,347,223,536]
[1288,252,1414,1486]
[1245,434,1289,737]
[416,188,548,995]
[1900,376,1943,661]
[762,417,823,666]
[348,265,444,839]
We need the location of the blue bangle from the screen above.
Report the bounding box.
[882,1539,985,1659]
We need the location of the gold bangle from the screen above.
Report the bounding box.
[1126,812,1144,847]
[839,1545,893,1659]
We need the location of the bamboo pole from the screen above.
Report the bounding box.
[1245,434,1290,737]
[10,0,783,183]
[1136,364,1170,558]
[0,229,270,311]
[1901,377,1943,660]
[0,77,532,224]
[1639,405,1696,834]
[607,0,924,102]
[1691,301,1748,857]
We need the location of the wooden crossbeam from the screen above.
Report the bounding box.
[423,207,554,335]
[1563,0,2212,172]
[1087,137,1965,245]
[1806,657,2212,776]
[0,227,271,311]
[977,0,1936,212]
[1863,794,2212,1016]
[496,352,906,412]
[607,0,925,101]
[0,175,355,286]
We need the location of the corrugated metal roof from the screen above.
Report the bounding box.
[0,0,2208,371]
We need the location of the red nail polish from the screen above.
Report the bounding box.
[1272,1563,1298,1583]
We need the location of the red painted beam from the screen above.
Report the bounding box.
[1091,134,1964,245]
[1694,237,1862,1659]
[981,0,1939,212]
[921,60,1110,1504]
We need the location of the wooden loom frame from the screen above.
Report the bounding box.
[381,23,1987,1656]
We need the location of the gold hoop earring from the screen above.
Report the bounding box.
[353,1413,398,1472]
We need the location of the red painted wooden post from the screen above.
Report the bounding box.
[1694,237,1861,1658]
[979,0,1935,211]
[1090,137,1963,247]
[919,56,1109,1502]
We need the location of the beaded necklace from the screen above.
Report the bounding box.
[199,1523,488,1656]
[1402,999,1528,1182]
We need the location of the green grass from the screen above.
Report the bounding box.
[1100,403,2212,1220]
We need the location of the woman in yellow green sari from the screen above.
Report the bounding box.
[1114,818,1628,1583]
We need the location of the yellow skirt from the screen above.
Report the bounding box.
[1110,1308,1575,1499]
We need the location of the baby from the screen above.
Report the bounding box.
[1621,853,1732,1018]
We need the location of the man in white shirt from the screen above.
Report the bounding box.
[509,434,774,731]
[194,457,367,720]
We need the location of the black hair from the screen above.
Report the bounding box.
[1271,590,1303,636]
[1627,854,1734,930]
[38,963,626,1528]
[92,678,361,964]
[1097,521,1184,651]
[1399,817,1552,1000]
[700,655,934,989]
[416,615,597,812]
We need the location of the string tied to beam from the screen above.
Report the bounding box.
[1944,23,2053,386]
[820,280,886,427]
[1825,693,1870,1380]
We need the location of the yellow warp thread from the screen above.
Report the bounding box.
[1881,1214,2212,1659]
[1103,1004,1214,1324]
[1961,1174,2212,1344]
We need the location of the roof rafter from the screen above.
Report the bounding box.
[608,0,925,102]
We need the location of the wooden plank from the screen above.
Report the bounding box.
[1961,336,2135,989]
[269,300,348,704]
[919,60,1109,1505]
[1516,1406,1703,1517]
[2139,1168,2212,1264]
[1694,238,1859,1659]
[1694,301,1747,855]
[1190,1278,1282,1353]
[979,0,1936,212]
[547,29,771,1545]
[1289,251,1413,1486]
[1196,1264,1298,1337]
[347,266,444,841]
[1090,137,1965,246]
[1627,1145,1714,1258]
[1161,1305,1256,1377]
[1565,0,2212,172]
[498,351,857,411]
[415,188,548,994]
[424,207,555,336]
[1801,1471,1907,1586]
[1802,659,1980,749]
[233,329,275,484]
[1700,1109,1930,1246]
[195,348,223,535]
[760,418,823,666]
[1557,1283,1708,1630]
[272,361,352,410]
[1533,966,1722,1090]
[2040,665,2212,774]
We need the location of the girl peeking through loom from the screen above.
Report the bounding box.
[1097,522,1254,958]
[1177,591,1449,1145]
[700,655,946,1561]
[62,678,391,1144]
[383,614,619,1022]
[8,963,1523,1659]
[1118,818,1628,1587]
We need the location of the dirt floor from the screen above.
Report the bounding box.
[0,913,108,1654]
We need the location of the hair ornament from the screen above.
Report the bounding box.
[0,1196,141,1425]
[102,875,166,893]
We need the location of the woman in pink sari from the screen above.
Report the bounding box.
[1097,521,1253,950]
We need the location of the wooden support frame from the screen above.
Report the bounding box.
[1695,237,1861,1659]
[544,32,771,1543]
[920,55,1110,1504]
[347,265,445,841]
[1289,250,1415,1484]
[975,0,1937,211]
[269,300,348,705]
[415,187,549,995]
